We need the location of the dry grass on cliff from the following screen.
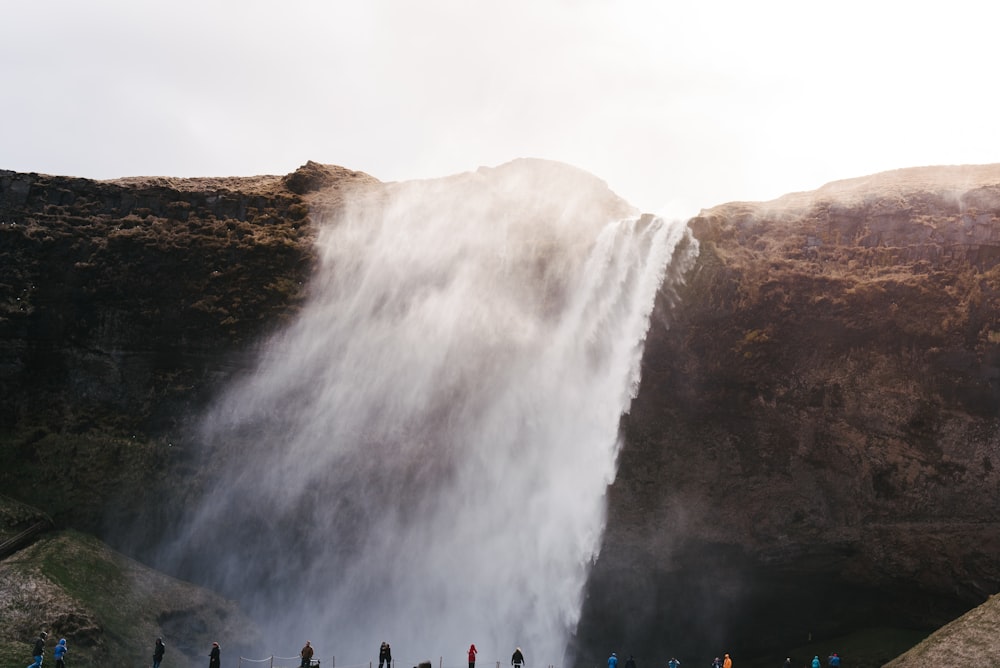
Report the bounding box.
[881,593,1000,668]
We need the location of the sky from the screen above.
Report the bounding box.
[4,0,1000,216]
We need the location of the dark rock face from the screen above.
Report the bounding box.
[0,163,376,528]
[3,161,1000,666]
[574,166,1000,664]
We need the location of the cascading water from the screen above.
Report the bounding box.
[162,160,697,667]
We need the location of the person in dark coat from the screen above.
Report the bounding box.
[209,641,221,668]
[379,642,392,668]
[512,647,525,668]
[301,641,315,667]
[28,631,47,668]
[153,637,166,668]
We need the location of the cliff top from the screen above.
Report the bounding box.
[704,163,1000,218]
[104,160,380,197]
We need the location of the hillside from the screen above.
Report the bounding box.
[2,161,999,667]
[883,593,1000,667]
[0,527,259,666]
[576,165,1000,666]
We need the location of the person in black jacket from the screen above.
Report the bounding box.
[209,641,221,668]
[379,642,392,668]
[28,631,47,668]
[153,637,166,668]
[512,647,525,668]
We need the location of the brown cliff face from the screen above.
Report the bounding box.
[3,161,1000,668]
[575,166,1000,667]
[0,162,377,528]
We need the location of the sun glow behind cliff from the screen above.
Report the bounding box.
[167,160,697,665]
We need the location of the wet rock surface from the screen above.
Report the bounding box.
[575,165,1000,665]
[2,162,1000,667]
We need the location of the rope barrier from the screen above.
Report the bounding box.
[235,655,559,668]
[237,656,324,668]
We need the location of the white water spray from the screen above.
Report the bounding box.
[168,160,697,667]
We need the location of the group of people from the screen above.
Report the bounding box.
[605,652,734,668]
[25,632,68,668]
[374,641,518,668]
[797,653,840,668]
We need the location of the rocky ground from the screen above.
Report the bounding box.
[0,497,260,666]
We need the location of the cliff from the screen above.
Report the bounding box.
[2,161,999,667]
[0,162,376,528]
[575,165,1000,667]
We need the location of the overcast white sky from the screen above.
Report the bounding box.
[4,0,999,214]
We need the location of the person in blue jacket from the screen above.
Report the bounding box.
[608,652,618,668]
[811,657,820,668]
[53,638,68,668]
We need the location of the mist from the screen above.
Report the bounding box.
[157,160,698,666]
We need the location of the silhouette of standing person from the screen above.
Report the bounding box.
[469,644,478,668]
[512,647,525,668]
[301,640,315,667]
[28,631,47,668]
[624,655,636,668]
[209,641,221,668]
[153,638,166,668]
[379,642,392,668]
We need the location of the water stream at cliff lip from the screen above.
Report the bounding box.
[163,161,697,666]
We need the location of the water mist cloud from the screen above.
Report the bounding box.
[156,160,697,666]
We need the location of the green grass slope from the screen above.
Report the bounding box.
[0,530,260,666]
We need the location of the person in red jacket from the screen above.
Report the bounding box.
[468,644,478,668]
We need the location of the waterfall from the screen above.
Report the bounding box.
[165,160,697,666]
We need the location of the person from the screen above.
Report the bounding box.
[468,644,478,668]
[27,631,47,668]
[153,638,166,668]
[722,654,732,668]
[379,642,392,668]
[624,655,636,668]
[711,658,722,668]
[827,654,840,667]
[209,641,221,668]
[782,659,791,668]
[301,640,315,667]
[609,652,618,668]
[512,647,525,668]
[668,659,680,668]
[810,657,820,668]
[53,638,67,668]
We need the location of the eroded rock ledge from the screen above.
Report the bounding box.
[576,165,1000,665]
